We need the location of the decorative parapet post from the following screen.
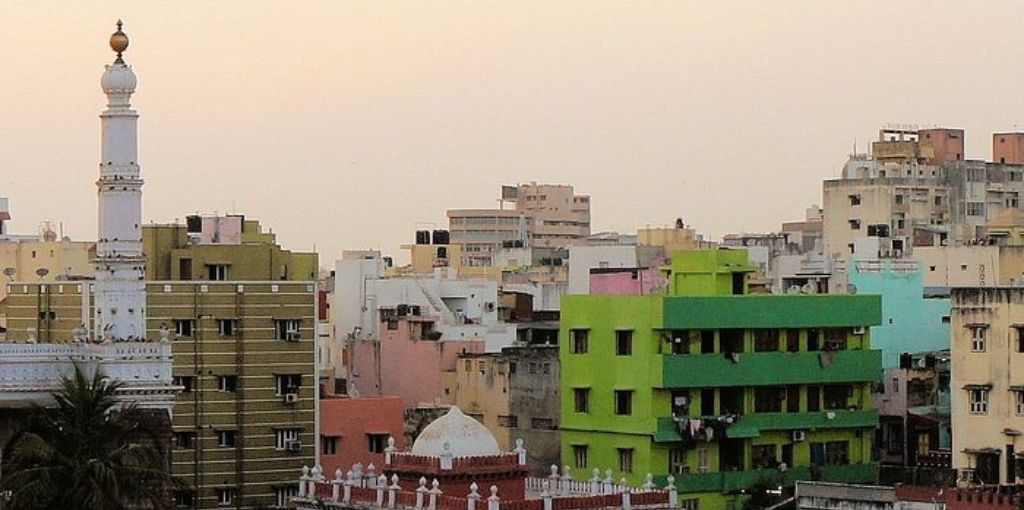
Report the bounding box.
[343,470,354,503]
[665,475,678,508]
[309,465,323,498]
[487,485,500,510]
[541,480,553,510]
[468,482,481,510]
[367,463,378,485]
[416,477,428,510]
[440,442,454,470]
[332,469,344,501]
[376,475,388,507]
[513,438,527,466]
[548,464,560,493]
[589,468,601,496]
[602,469,614,494]
[619,479,630,510]
[385,436,397,465]
[428,479,442,510]
[642,474,655,491]
[388,474,401,509]
[561,465,572,495]
[298,466,310,498]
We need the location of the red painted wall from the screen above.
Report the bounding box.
[320,396,407,477]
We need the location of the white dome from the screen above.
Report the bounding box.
[411,406,501,458]
[101,64,137,94]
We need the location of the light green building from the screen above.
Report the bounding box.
[560,250,882,509]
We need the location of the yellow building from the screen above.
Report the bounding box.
[637,222,716,254]
[950,287,1024,486]
[0,234,94,328]
[986,209,1024,246]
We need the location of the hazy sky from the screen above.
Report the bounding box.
[3,1,1024,265]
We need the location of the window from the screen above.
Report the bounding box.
[216,488,237,507]
[825,441,849,466]
[174,431,196,449]
[680,499,699,510]
[618,448,634,474]
[275,319,301,341]
[276,374,301,395]
[671,390,691,417]
[1016,391,1024,416]
[848,194,861,206]
[969,388,989,414]
[807,386,821,412]
[895,194,905,205]
[574,388,590,413]
[786,386,800,413]
[173,376,194,393]
[824,385,852,410]
[849,219,861,230]
[531,418,555,429]
[207,264,229,281]
[697,448,709,473]
[616,330,633,356]
[753,329,779,352]
[498,415,518,427]
[754,387,784,413]
[275,428,301,450]
[970,326,987,352]
[217,430,237,448]
[669,447,689,475]
[966,202,985,217]
[322,435,339,455]
[573,445,588,469]
[217,375,237,392]
[614,390,633,415]
[570,329,589,354]
[174,319,195,338]
[786,330,800,352]
[368,434,389,453]
[807,329,820,351]
[217,319,237,336]
[275,486,299,508]
[751,444,777,469]
[173,490,195,507]
[1016,327,1024,353]
[824,329,848,350]
[886,423,903,454]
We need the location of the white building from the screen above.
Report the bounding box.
[567,245,638,294]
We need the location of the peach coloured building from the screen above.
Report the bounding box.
[320,396,407,478]
[349,315,485,409]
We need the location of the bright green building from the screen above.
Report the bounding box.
[560,250,882,509]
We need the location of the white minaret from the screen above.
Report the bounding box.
[94,21,146,342]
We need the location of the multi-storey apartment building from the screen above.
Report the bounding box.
[950,287,1024,486]
[5,216,318,510]
[822,127,1024,258]
[447,183,591,267]
[560,250,882,509]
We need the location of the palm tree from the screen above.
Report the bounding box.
[0,364,174,510]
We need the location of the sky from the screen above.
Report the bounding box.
[3,1,1024,266]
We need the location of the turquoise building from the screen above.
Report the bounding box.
[846,260,950,368]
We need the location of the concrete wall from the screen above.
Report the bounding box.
[567,245,637,295]
[915,246,1000,287]
[320,396,407,477]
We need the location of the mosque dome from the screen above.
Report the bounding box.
[411,406,501,458]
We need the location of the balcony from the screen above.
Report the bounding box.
[657,463,877,494]
[655,410,878,442]
[662,295,881,330]
[661,350,882,388]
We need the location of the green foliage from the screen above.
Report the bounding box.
[742,474,787,510]
[0,365,174,510]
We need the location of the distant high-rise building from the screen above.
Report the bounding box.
[447,183,591,267]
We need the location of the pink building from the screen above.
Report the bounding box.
[320,396,407,477]
[588,267,666,295]
[349,316,485,409]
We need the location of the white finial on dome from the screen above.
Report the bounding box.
[411,406,501,458]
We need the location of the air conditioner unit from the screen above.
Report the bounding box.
[792,430,806,442]
[286,331,300,342]
[485,302,496,312]
[284,393,299,404]
[286,440,302,452]
[853,326,866,335]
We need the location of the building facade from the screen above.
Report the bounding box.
[560,250,882,508]
[950,287,1024,486]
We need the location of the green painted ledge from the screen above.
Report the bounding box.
[653,463,877,494]
[662,295,882,329]
[661,350,882,388]
[655,411,879,442]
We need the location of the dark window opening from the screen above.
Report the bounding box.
[786,386,801,413]
[754,387,784,413]
[732,273,745,295]
[786,329,800,352]
[700,330,715,354]
[807,329,820,351]
[808,386,821,412]
[616,330,633,356]
[574,388,590,413]
[824,384,852,410]
[721,329,744,354]
[720,387,744,415]
[614,390,633,415]
[700,388,715,416]
[754,329,779,352]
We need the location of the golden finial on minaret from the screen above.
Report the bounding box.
[109,19,129,64]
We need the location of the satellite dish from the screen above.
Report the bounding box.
[787,285,802,295]
[770,285,783,295]
[801,283,815,294]
[35,268,49,278]
[848,284,858,295]
[2,267,15,278]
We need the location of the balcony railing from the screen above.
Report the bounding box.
[661,350,882,388]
